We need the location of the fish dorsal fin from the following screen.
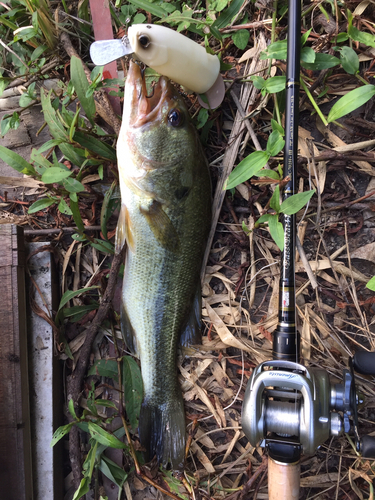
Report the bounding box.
[115,204,135,254]
[140,200,180,253]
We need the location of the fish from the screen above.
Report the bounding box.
[116,61,211,469]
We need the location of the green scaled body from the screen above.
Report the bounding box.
[116,62,211,469]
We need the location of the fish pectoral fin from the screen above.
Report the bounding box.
[140,200,180,253]
[115,204,135,254]
[180,285,202,347]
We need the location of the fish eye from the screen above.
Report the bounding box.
[168,109,183,127]
[138,34,150,48]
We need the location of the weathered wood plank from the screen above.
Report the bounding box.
[0,224,33,500]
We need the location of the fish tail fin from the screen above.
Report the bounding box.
[138,395,185,470]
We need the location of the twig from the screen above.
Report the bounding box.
[0,38,29,69]
[230,90,264,154]
[296,235,318,289]
[308,189,375,217]
[24,225,115,236]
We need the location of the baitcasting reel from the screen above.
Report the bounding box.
[242,352,375,463]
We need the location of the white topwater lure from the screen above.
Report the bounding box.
[90,24,225,108]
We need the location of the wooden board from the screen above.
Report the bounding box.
[0,224,33,499]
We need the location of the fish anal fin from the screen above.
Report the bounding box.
[140,200,180,253]
[180,286,202,347]
[115,204,134,254]
[121,304,138,356]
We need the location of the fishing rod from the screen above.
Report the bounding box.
[242,0,375,497]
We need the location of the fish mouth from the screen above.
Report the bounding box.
[126,60,171,128]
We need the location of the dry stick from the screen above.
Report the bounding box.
[59,31,121,135]
[24,225,115,236]
[66,247,125,490]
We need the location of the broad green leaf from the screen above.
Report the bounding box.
[280,190,315,215]
[251,76,265,90]
[91,238,115,254]
[133,12,146,23]
[232,29,250,50]
[51,422,75,447]
[255,169,280,180]
[226,151,269,190]
[264,76,286,94]
[196,108,209,129]
[0,145,35,174]
[271,119,284,135]
[0,77,8,97]
[58,286,100,311]
[88,359,118,379]
[42,166,72,184]
[266,130,285,157]
[340,46,359,74]
[69,198,85,231]
[88,422,127,449]
[301,28,312,46]
[210,0,229,12]
[41,90,69,140]
[71,55,96,123]
[30,45,47,61]
[37,139,62,153]
[270,185,280,212]
[123,356,143,431]
[336,33,349,43]
[366,276,375,291]
[99,456,128,487]
[260,40,287,60]
[327,85,375,123]
[300,46,315,63]
[268,215,284,251]
[72,477,90,500]
[58,198,73,215]
[28,197,56,214]
[348,24,375,48]
[162,468,189,500]
[73,131,116,160]
[63,177,85,193]
[59,143,85,167]
[95,399,118,409]
[212,0,244,29]
[63,303,98,322]
[127,0,169,18]
[256,213,273,225]
[100,181,118,240]
[82,441,98,480]
[302,53,340,70]
[19,93,34,107]
[68,398,78,420]
[242,220,250,235]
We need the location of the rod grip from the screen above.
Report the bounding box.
[353,350,375,376]
[268,458,300,500]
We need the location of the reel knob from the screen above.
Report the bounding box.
[353,351,375,376]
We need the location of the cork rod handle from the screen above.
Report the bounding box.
[268,458,300,500]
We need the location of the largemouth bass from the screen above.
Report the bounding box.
[116,61,211,469]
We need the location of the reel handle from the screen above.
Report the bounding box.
[268,458,300,500]
[359,435,375,458]
[353,351,375,376]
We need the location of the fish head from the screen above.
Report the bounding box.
[119,60,199,176]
